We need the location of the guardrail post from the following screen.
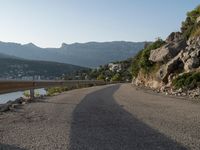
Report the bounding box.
[30,89,35,100]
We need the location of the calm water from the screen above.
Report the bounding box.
[0,89,47,104]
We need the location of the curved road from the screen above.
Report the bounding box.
[1,84,200,150]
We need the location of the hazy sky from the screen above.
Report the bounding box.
[0,0,199,47]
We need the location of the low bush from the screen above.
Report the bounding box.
[191,26,200,37]
[181,5,200,39]
[97,74,105,81]
[46,87,69,96]
[23,90,40,97]
[111,73,122,81]
[131,50,143,77]
[172,72,200,89]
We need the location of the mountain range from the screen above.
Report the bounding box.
[0,41,146,68]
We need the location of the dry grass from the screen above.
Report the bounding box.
[191,26,200,37]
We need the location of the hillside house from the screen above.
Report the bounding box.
[108,63,122,72]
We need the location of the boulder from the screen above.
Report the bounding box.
[187,37,200,50]
[166,32,183,43]
[183,41,200,70]
[150,32,186,63]
[156,53,184,83]
[190,49,200,58]
[0,103,11,112]
[184,57,200,71]
[149,40,186,63]
[181,51,190,62]
[181,37,200,71]
[188,88,200,98]
[10,104,20,109]
[14,97,24,104]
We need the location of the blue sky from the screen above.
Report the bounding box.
[0,0,199,47]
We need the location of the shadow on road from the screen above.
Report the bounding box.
[69,85,187,150]
[0,144,27,150]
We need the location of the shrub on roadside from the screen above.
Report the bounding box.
[47,87,69,96]
[23,90,40,98]
[111,73,122,81]
[172,72,200,89]
[97,74,105,81]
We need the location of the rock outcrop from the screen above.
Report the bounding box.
[135,34,200,98]
[156,36,200,84]
[181,37,200,71]
[156,52,184,83]
[149,32,187,63]
[136,32,200,88]
[133,6,200,99]
[134,71,162,89]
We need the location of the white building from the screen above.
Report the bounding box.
[108,63,122,72]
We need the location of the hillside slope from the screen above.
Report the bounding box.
[0,52,20,59]
[0,56,86,80]
[0,41,145,68]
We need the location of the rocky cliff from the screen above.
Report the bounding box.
[132,5,200,98]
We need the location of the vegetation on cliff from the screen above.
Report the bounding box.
[181,5,200,38]
[131,39,165,77]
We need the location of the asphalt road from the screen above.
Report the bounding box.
[1,84,200,150]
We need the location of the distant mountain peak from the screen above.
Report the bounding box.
[61,43,68,48]
[24,43,38,48]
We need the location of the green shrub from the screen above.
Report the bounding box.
[23,90,30,97]
[131,50,143,77]
[23,90,40,97]
[111,73,122,81]
[140,39,165,71]
[181,5,200,39]
[131,39,165,77]
[191,26,200,37]
[47,87,68,96]
[97,74,105,80]
[172,72,200,89]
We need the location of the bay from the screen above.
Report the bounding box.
[0,89,47,104]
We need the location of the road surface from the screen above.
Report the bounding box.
[0,84,200,150]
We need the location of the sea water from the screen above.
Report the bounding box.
[0,89,47,104]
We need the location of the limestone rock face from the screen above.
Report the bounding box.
[166,32,183,43]
[155,36,200,83]
[181,37,200,71]
[134,71,162,89]
[149,32,186,63]
[184,57,199,71]
[196,16,200,23]
[156,52,184,83]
